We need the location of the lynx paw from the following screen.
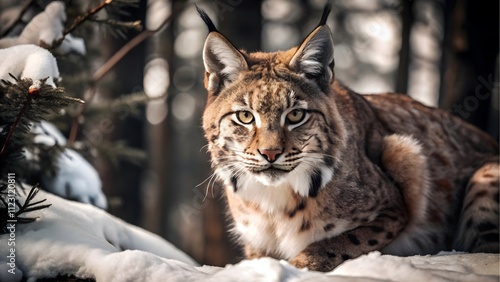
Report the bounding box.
[289,251,339,272]
[289,253,310,269]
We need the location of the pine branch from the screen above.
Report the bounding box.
[23,198,48,207]
[0,79,43,157]
[27,142,65,177]
[15,185,51,219]
[84,91,158,118]
[93,141,146,167]
[1,184,51,233]
[0,78,84,178]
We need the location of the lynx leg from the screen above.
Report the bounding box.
[454,161,499,253]
[289,206,407,271]
[244,245,266,259]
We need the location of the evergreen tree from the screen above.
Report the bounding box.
[0,0,152,236]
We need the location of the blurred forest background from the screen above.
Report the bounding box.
[0,0,498,267]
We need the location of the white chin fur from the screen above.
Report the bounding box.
[255,164,334,196]
[254,174,288,187]
[222,163,333,214]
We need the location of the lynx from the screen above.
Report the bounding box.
[197,4,499,271]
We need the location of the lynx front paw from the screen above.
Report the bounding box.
[244,245,266,259]
[289,251,340,272]
[289,253,310,269]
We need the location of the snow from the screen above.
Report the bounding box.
[30,121,107,209]
[0,44,60,86]
[0,190,498,281]
[331,251,499,281]
[31,121,67,147]
[0,1,86,55]
[39,147,107,209]
[56,33,86,56]
[0,190,197,282]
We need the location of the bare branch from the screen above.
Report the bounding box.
[0,0,34,38]
[67,9,174,145]
[90,19,142,31]
[52,0,113,49]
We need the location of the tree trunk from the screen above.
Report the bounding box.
[100,0,148,225]
[439,0,499,140]
[395,0,413,94]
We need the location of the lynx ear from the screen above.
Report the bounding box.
[203,33,248,90]
[197,6,248,92]
[289,4,334,87]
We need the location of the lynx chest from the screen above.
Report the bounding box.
[225,183,349,259]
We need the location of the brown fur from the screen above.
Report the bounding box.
[382,134,430,227]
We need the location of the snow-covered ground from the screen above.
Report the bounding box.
[0,190,498,281]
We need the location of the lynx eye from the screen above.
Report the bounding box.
[286,109,305,124]
[236,111,254,124]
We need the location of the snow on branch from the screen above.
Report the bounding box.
[0,77,83,166]
[0,2,85,55]
[0,77,85,236]
[0,0,142,56]
[0,45,60,87]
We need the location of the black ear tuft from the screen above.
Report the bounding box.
[289,3,335,89]
[317,2,332,27]
[196,5,218,33]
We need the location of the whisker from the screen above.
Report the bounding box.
[224,144,246,153]
[197,171,218,188]
[204,172,219,201]
[302,151,337,158]
[199,144,210,153]
[209,170,224,198]
[212,156,239,162]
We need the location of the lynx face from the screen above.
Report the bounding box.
[200,16,347,201]
[206,78,341,197]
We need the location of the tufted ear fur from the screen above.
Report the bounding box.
[289,4,334,88]
[197,6,248,93]
[203,33,248,91]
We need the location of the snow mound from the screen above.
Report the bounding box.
[31,121,107,209]
[331,251,499,281]
[39,147,107,209]
[0,190,498,281]
[0,190,197,282]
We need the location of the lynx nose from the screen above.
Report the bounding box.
[258,148,283,163]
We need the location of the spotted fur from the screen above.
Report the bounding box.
[198,5,499,271]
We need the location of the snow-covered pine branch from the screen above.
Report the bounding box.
[0,1,85,55]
